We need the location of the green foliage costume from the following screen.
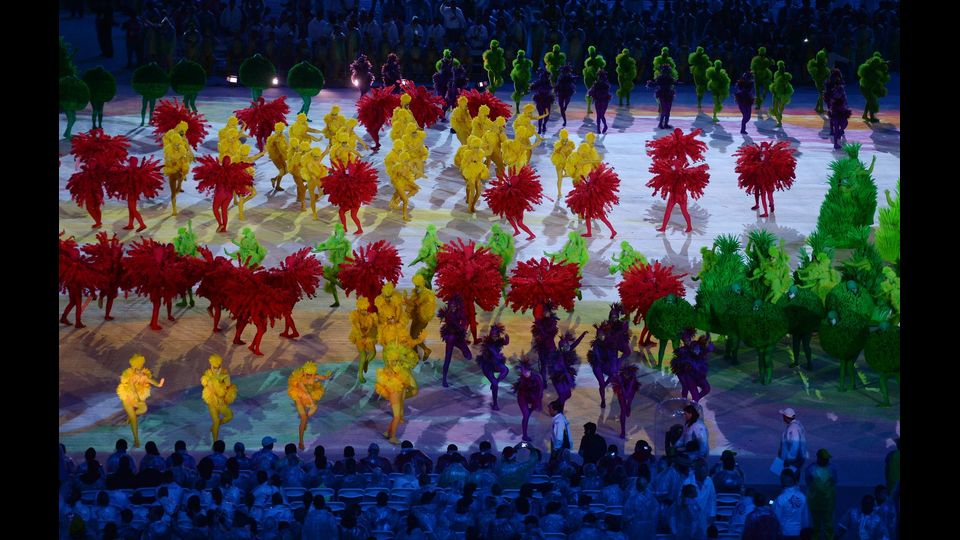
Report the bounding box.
[814,143,879,249]
[239,53,277,101]
[582,46,606,112]
[544,44,566,86]
[615,48,637,106]
[225,227,267,267]
[742,230,791,384]
[288,61,325,116]
[647,294,696,368]
[806,49,830,114]
[486,224,516,299]
[511,50,534,113]
[173,220,200,307]
[82,66,117,130]
[864,324,899,406]
[693,234,750,362]
[857,52,890,123]
[751,47,774,113]
[688,46,712,111]
[409,224,443,290]
[876,180,900,266]
[59,75,89,139]
[769,61,794,127]
[821,281,875,391]
[435,49,461,73]
[609,241,648,276]
[546,231,589,300]
[170,59,207,112]
[705,59,731,123]
[314,223,352,307]
[132,62,170,126]
[482,40,506,93]
[60,36,77,79]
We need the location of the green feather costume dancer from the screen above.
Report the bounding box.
[314,224,352,308]
[544,44,566,86]
[705,60,730,123]
[769,61,794,127]
[857,52,890,123]
[688,47,712,112]
[510,50,533,113]
[615,49,637,107]
[806,49,830,114]
[751,47,774,115]
[483,40,506,93]
[583,46,606,114]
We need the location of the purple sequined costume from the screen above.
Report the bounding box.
[531,68,555,135]
[734,71,755,134]
[513,358,544,441]
[531,305,559,386]
[611,364,641,439]
[476,323,510,410]
[350,54,374,97]
[670,328,713,402]
[439,295,472,388]
[549,330,587,408]
[587,303,633,409]
[555,64,577,127]
[824,69,851,150]
[587,69,613,134]
[647,64,677,130]
[381,53,403,94]
[434,57,455,98]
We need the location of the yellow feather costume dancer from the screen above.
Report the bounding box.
[116,354,165,448]
[375,340,422,445]
[162,121,193,216]
[551,128,576,198]
[407,274,436,362]
[287,361,332,450]
[201,354,238,442]
[349,297,378,384]
[265,122,290,191]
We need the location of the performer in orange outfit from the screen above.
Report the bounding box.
[287,361,333,450]
[201,354,237,442]
[117,354,165,448]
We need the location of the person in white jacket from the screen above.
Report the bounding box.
[778,407,809,471]
[774,469,810,539]
[679,404,710,461]
[549,400,573,458]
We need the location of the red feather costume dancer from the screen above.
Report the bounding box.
[221,263,282,355]
[123,238,204,331]
[435,239,504,342]
[67,129,131,228]
[565,163,621,239]
[322,159,379,234]
[266,247,324,339]
[733,141,797,217]
[234,96,290,150]
[617,261,687,347]
[482,165,545,240]
[105,156,164,232]
[83,232,125,320]
[459,88,513,121]
[59,233,100,328]
[646,128,711,233]
[401,81,445,129]
[356,87,402,151]
[507,257,581,380]
[196,246,240,333]
[192,155,254,233]
[150,98,209,149]
[338,240,403,311]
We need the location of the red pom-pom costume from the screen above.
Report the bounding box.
[82,232,125,320]
[565,162,621,239]
[195,246,241,333]
[192,155,255,233]
[356,87,402,151]
[733,141,797,217]
[617,261,687,346]
[435,238,505,341]
[459,88,513,121]
[338,240,403,310]
[482,165,544,240]
[507,257,581,319]
[104,156,164,232]
[646,158,711,233]
[322,159,379,234]
[123,238,202,331]
[220,263,281,355]
[150,98,209,149]
[67,129,131,228]
[59,234,101,328]
[645,127,708,163]
[265,247,324,342]
[401,81,446,129]
[234,96,290,150]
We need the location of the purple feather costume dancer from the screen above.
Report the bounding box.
[587,68,613,134]
[381,53,403,94]
[531,68,555,135]
[513,358,544,441]
[549,330,588,408]
[611,364,641,439]
[824,68,851,149]
[476,323,510,410]
[646,64,677,130]
[531,304,559,387]
[555,64,577,127]
[434,55,455,99]
[587,303,633,409]
[734,71,755,134]
[670,328,714,402]
[439,295,472,388]
[444,65,469,119]
[350,54,374,97]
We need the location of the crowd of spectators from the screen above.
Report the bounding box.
[58,433,900,539]
[68,0,899,91]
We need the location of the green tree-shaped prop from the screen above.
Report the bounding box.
[583,45,606,112]
[82,66,116,130]
[857,52,890,123]
[821,282,875,391]
[132,62,170,126]
[876,179,900,267]
[287,61,324,116]
[647,294,696,368]
[864,324,899,407]
[544,44,566,86]
[59,75,89,139]
[751,47,774,114]
[687,46,711,111]
[239,53,276,101]
[510,50,533,113]
[615,48,637,107]
[740,300,789,385]
[706,59,731,123]
[170,59,207,112]
[807,49,830,114]
[815,143,879,248]
[482,40,506,94]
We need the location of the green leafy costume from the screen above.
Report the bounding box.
[132,62,170,126]
[647,294,697,368]
[583,46,606,112]
[409,224,443,290]
[751,47,774,113]
[59,75,89,139]
[239,53,277,101]
[807,49,830,114]
[615,48,637,106]
[486,224,516,300]
[706,59,731,123]
[170,59,207,112]
[314,223,352,307]
[609,241,648,276]
[814,143,878,249]
[742,230,791,384]
[546,231,589,300]
[857,52,890,123]
[287,61,325,116]
[435,49,461,73]
[692,234,749,362]
[544,44,566,86]
[482,40,506,93]
[225,227,267,267]
[769,61,794,127]
[60,36,78,79]
[82,66,116,130]
[173,220,200,307]
[864,324,899,406]
[510,50,534,113]
[652,47,678,113]
[688,46,712,111]
[875,179,900,267]
[820,281,875,391]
